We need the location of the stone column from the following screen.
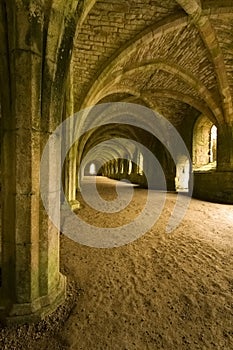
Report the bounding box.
[0,1,80,324]
[107,162,110,176]
[131,160,137,175]
[63,62,80,211]
[217,123,233,171]
[115,159,118,174]
[123,158,129,177]
[103,163,107,176]
[117,159,121,174]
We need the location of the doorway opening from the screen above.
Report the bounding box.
[193,115,217,171]
[175,156,190,192]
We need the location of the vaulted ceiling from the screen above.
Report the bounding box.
[72,0,233,132]
[69,0,233,172]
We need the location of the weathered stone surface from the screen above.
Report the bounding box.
[0,0,82,324]
[71,0,233,193]
[193,171,233,203]
[73,0,180,109]
[0,0,233,327]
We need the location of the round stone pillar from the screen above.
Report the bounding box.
[0,0,81,324]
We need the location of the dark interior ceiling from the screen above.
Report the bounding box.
[71,0,233,159]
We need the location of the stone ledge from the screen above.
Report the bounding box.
[193,171,233,204]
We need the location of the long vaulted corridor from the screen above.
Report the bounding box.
[1,176,233,349]
[1,0,233,348]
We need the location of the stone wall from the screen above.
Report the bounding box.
[193,171,233,204]
[72,1,233,204]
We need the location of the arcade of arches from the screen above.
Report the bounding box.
[0,0,233,334]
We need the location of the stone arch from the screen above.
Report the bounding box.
[78,123,138,167]
[176,0,233,124]
[84,161,97,176]
[193,115,217,170]
[175,155,190,192]
[77,135,136,189]
[86,85,215,124]
[80,14,189,109]
[101,60,221,124]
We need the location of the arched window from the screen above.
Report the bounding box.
[193,115,217,170]
[89,163,96,175]
[175,155,190,192]
[209,125,217,163]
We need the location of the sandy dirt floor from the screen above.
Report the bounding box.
[0,176,233,349]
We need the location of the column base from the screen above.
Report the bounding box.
[69,199,80,211]
[0,273,66,325]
